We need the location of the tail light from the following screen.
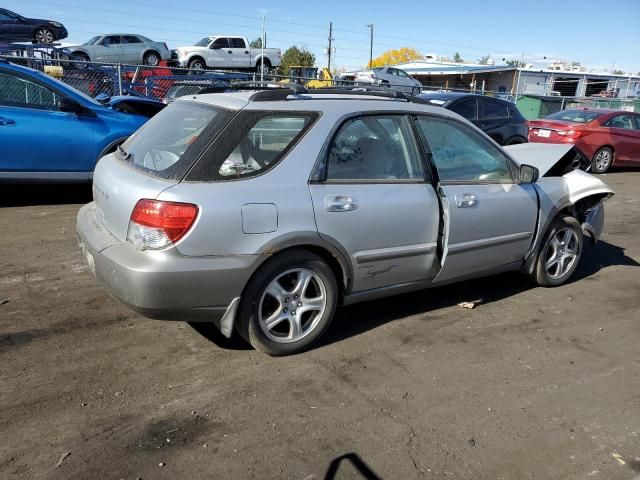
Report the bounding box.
[557,129,583,138]
[127,199,198,250]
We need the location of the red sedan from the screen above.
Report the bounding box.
[527,108,640,173]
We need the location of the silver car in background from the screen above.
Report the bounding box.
[340,67,422,95]
[77,87,613,356]
[65,34,171,66]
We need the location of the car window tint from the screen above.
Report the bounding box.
[416,116,513,183]
[0,13,13,20]
[212,38,229,48]
[103,36,121,45]
[122,35,142,44]
[229,38,245,48]
[0,71,60,110]
[187,111,319,181]
[326,115,425,181]
[634,116,640,130]
[508,104,522,119]
[397,69,409,77]
[604,115,635,130]
[482,98,508,119]
[449,98,477,120]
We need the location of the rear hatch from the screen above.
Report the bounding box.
[92,99,236,242]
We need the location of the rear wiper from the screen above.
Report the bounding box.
[117,144,131,160]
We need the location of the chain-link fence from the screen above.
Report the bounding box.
[1,55,638,119]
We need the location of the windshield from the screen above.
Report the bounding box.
[195,37,211,47]
[371,67,384,72]
[118,101,232,180]
[83,36,101,45]
[544,110,603,123]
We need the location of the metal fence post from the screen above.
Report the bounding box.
[117,64,123,95]
[561,97,565,111]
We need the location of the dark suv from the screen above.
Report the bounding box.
[0,8,68,44]
[418,92,528,145]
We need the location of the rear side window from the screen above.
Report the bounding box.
[230,38,246,48]
[325,115,425,181]
[482,98,508,119]
[449,98,477,120]
[118,101,232,180]
[122,35,142,44]
[0,71,60,110]
[187,111,319,181]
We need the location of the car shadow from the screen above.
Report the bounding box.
[189,240,637,352]
[0,183,93,208]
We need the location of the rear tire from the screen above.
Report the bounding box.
[411,86,421,96]
[531,215,583,287]
[505,136,527,145]
[237,250,338,356]
[256,58,271,74]
[34,27,55,44]
[591,146,613,173]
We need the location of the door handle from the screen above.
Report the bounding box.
[0,117,16,126]
[245,51,249,54]
[455,193,478,208]
[227,50,233,54]
[325,195,358,212]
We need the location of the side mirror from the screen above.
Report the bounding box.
[210,44,221,49]
[58,97,85,115]
[519,164,540,183]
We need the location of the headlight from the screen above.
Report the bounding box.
[49,21,63,28]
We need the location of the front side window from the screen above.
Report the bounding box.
[211,38,229,49]
[482,98,508,119]
[416,116,513,183]
[187,111,319,181]
[0,12,14,20]
[0,71,59,110]
[102,36,121,46]
[325,115,425,181]
[604,115,635,130]
[449,98,477,120]
[118,101,232,180]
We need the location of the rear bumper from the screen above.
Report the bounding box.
[76,202,261,331]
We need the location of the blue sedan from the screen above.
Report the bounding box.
[0,60,164,182]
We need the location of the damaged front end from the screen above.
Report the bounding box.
[504,143,614,273]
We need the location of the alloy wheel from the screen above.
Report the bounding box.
[36,29,54,43]
[594,149,611,172]
[543,227,580,280]
[258,268,327,344]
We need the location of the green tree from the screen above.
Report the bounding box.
[506,59,525,67]
[612,69,625,75]
[279,46,315,76]
[249,37,263,48]
[478,54,491,65]
[453,52,463,63]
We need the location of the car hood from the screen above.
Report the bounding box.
[504,143,590,177]
[173,46,206,54]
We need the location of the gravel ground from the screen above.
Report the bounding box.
[1,172,639,480]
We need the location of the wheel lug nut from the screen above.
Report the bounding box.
[283,308,288,313]
[291,310,296,315]
[294,294,299,299]
[285,298,290,303]
[298,302,303,307]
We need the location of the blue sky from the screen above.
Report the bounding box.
[7,0,640,73]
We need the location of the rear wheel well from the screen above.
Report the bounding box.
[253,245,348,302]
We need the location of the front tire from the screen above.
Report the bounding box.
[591,146,613,173]
[411,86,421,96]
[143,51,161,66]
[34,27,55,44]
[531,215,583,287]
[188,57,206,73]
[237,250,338,356]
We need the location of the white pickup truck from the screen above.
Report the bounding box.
[172,36,281,71]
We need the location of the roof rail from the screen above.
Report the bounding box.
[305,86,432,105]
[231,80,307,94]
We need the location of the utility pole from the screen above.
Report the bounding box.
[327,22,333,72]
[366,23,374,68]
[260,15,265,82]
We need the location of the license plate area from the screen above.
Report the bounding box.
[537,129,551,138]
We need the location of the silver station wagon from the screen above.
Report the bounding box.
[77,87,614,355]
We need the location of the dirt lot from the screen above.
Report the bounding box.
[1,172,639,480]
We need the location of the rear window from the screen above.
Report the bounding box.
[117,101,233,180]
[545,110,603,123]
[186,111,319,181]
